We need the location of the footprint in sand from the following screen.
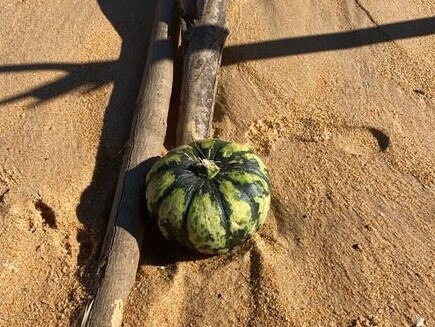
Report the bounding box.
[246,116,390,157]
[332,126,390,157]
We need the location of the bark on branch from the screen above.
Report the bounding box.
[178,0,229,143]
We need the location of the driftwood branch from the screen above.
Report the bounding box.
[178,0,229,143]
[80,0,176,326]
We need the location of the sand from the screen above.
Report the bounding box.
[0,0,434,326]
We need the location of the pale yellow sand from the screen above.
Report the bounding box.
[0,0,434,326]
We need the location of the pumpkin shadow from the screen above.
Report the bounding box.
[139,217,213,266]
[139,203,257,266]
[138,216,256,266]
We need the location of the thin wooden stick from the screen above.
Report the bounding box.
[79,0,176,326]
[178,0,229,143]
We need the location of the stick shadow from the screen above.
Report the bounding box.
[69,0,158,323]
[1,17,433,107]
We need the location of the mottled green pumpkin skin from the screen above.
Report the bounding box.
[145,139,271,254]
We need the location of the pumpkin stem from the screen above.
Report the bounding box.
[201,159,220,179]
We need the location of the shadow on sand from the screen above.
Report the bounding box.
[0,9,434,322]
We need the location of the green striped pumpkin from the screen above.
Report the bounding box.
[145,139,271,254]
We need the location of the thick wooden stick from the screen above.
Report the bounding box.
[178,0,229,143]
[80,1,176,326]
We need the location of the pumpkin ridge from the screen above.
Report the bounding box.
[186,181,228,253]
[209,179,232,246]
[192,142,208,160]
[235,170,270,196]
[225,172,271,230]
[146,170,177,213]
[150,180,177,215]
[146,145,197,182]
[224,177,267,234]
[211,140,226,160]
[203,139,226,160]
[150,169,199,215]
[150,152,198,177]
[222,178,263,222]
[216,152,262,167]
[213,150,246,164]
[177,180,202,249]
[217,179,258,246]
[215,147,253,162]
[220,164,270,186]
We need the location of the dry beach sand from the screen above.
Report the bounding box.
[0,0,434,326]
